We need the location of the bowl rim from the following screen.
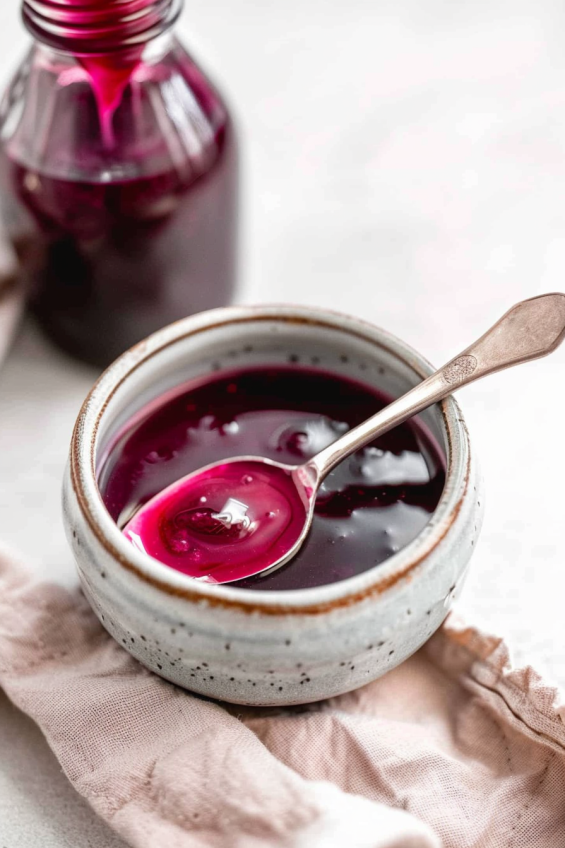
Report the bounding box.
[69,304,472,615]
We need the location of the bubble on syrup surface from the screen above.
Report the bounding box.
[145,447,176,464]
[273,418,348,458]
[165,527,203,556]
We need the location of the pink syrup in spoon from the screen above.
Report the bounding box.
[123,460,309,583]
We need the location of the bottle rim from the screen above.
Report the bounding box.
[22,0,183,54]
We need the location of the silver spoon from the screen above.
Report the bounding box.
[125,293,565,583]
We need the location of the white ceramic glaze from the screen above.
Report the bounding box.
[63,305,483,706]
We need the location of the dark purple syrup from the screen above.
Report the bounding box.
[100,367,446,590]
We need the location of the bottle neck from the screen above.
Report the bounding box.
[21,0,183,56]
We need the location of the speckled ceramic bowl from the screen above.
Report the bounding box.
[63,305,483,706]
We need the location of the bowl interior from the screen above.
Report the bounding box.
[74,306,467,607]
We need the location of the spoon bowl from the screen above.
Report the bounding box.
[123,456,316,583]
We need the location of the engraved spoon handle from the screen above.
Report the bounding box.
[308,293,565,481]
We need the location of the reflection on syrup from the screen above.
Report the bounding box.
[172,499,252,542]
[100,366,446,590]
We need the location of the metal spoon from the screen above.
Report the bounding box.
[125,293,565,583]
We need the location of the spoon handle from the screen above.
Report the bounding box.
[309,293,565,481]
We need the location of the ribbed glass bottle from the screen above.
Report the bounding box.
[0,0,238,366]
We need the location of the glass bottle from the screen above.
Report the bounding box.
[0,0,238,367]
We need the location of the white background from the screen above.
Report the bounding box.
[1,0,565,844]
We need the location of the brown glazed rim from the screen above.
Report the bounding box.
[70,305,471,616]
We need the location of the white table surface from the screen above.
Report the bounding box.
[1,0,565,844]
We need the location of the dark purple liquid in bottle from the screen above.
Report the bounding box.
[0,2,238,367]
[100,367,446,590]
[2,128,237,366]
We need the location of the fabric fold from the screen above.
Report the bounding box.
[0,547,438,848]
[2,537,565,847]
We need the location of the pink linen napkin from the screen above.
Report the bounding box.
[1,543,564,848]
[0,276,564,847]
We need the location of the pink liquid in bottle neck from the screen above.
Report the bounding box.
[79,51,143,146]
[21,0,182,144]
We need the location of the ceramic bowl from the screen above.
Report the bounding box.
[63,305,483,706]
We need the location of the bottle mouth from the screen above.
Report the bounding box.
[22,0,183,54]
